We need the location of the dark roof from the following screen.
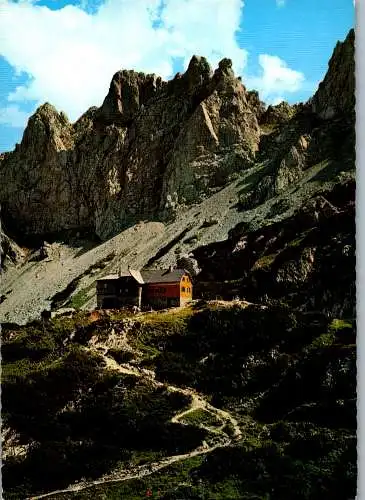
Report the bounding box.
[97,268,190,284]
[140,268,188,284]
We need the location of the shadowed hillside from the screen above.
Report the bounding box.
[1,302,356,499]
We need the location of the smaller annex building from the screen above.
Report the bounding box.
[96,268,193,310]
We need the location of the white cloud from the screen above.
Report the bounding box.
[245,54,305,104]
[0,0,247,126]
[276,0,286,7]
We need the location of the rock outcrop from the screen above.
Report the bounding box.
[0,229,25,271]
[0,104,77,236]
[259,101,298,127]
[99,70,165,125]
[310,28,355,119]
[176,254,201,278]
[0,56,260,241]
[240,29,355,211]
[194,179,355,318]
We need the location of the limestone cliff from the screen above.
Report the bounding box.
[0,30,354,242]
[239,28,355,211]
[0,104,77,236]
[190,29,355,316]
[0,56,260,241]
[310,28,355,119]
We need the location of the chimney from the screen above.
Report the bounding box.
[169,264,174,273]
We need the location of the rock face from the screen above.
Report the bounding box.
[240,29,355,211]
[0,56,260,241]
[310,28,355,119]
[0,104,82,237]
[260,101,298,127]
[99,70,165,125]
[0,230,25,271]
[176,254,201,278]
[0,30,354,243]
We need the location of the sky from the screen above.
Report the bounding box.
[0,0,354,152]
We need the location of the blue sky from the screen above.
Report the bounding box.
[0,0,354,153]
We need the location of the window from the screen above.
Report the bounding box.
[182,286,186,292]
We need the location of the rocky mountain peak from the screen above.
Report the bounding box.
[209,57,246,101]
[24,101,69,132]
[246,90,266,121]
[99,69,165,125]
[260,101,298,126]
[310,28,355,119]
[35,102,65,118]
[184,55,213,87]
[0,31,355,243]
[216,57,234,77]
[19,101,73,155]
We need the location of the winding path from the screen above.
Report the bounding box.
[27,346,242,500]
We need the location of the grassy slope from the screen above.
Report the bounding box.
[1,303,356,499]
[2,312,204,499]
